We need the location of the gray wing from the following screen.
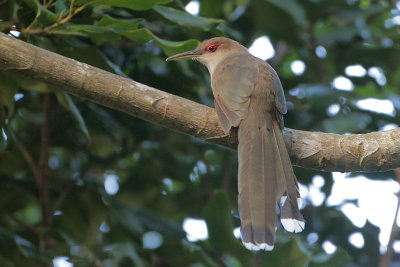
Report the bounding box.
[268,64,287,115]
[261,61,287,128]
[211,54,259,134]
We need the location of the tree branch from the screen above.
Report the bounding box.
[0,33,399,172]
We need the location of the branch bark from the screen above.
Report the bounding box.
[0,32,399,172]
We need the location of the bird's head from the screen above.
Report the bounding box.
[166,37,248,74]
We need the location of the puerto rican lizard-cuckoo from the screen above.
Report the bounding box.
[166,37,305,251]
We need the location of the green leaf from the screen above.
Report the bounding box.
[199,0,224,18]
[55,16,145,45]
[0,182,35,212]
[55,92,90,138]
[181,240,219,267]
[122,28,199,56]
[267,0,308,28]
[55,23,198,55]
[0,21,10,32]
[14,203,41,225]
[0,0,19,21]
[0,226,45,261]
[0,128,6,152]
[203,190,252,265]
[309,247,350,267]
[0,73,17,127]
[109,200,145,235]
[57,25,121,45]
[96,15,144,30]
[57,46,116,74]
[109,199,185,237]
[55,0,68,16]
[0,255,13,267]
[76,0,172,10]
[23,0,40,10]
[315,25,358,45]
[23,0,58,24]
[261,238,310,267]
[322,112,372,133]
[360,0,371,9]
[105,243,144,267]
[204,191,237,250]
[16,76,53,92]
[353,84,383,98]
[153,5,223,30]
[0,72,17,151]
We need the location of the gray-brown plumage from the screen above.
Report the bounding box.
[166,37,305,251]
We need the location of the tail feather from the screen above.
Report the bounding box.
[280,195,305,233]
[238,116,276,250]
[238,113,305,251]
[271,121,305,232]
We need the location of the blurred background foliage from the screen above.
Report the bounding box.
[0,0,400,266]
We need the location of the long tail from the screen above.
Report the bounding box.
[238,112,304,251]
[271,121,305,234]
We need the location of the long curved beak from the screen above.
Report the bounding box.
[166,50,202,61]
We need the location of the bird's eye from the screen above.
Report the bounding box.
[206,44,218,52]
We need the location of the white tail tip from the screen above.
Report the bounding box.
[243,241,274,251]
[281,218,305,233]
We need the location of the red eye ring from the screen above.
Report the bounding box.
[206,43,219,52]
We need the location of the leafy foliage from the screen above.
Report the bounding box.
[1,0,399,266]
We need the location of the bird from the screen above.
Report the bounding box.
[166,37,305,251]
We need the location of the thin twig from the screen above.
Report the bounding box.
[3,212,40,235]
[39,94,51,171]
[81,247,104,267]
[12,133,50,249]
[37,94,51,228]
[378,168,400,267]
[48,181,75,226]
[14,138,41,179]
[0,0,8,7]
[4,211,59,248]
[14,95,52,249]
[23,0,92,35]
[221,154,236,194]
